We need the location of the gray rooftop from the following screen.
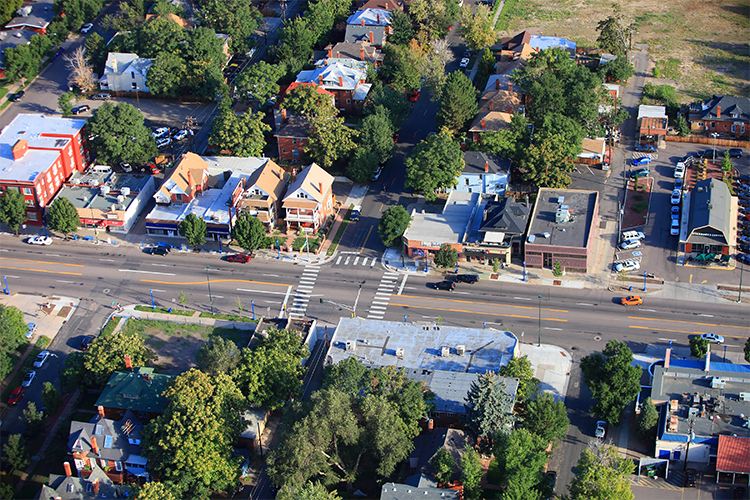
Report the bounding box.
[403,191,479,246]
[527,188,598,249]
[58,172,152,211]
[326,317,518,373]
[344,25,387,46]
[275,115,309,138]
[462,151,511,176]
[691,94,750,123]
[380,483,460,500]
[479,197,530,237]
[686,178,731,245]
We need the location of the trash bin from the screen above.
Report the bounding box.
[628,286,633,291]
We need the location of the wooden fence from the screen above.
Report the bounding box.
[665,135,750,148]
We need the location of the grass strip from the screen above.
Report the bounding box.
[134,305,195,316]
[327,207,353,256]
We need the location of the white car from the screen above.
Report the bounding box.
[459,58,470,68]
[27,236,52,245]
[156,137,171,149]
[671,189,682,205]
[670,218,680,236]
[80,23,93,34]
[614,260,640,272]
[21,371,36,387]
[674,164,685,179]
[619,239,641,250]
[350,205,362,221]
[595,421,607,439]
[622,231,645,241]
[33,351,50,368]
[174,129,191,141]
[119,162,132,172]
[701,333,724,344]
[152,127,169,139]
[25,323,37,339]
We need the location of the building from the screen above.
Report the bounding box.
[55,171,156,234]
[358,0,404,11]
[143,12,195,28]
[345,25,388,48]
[274,113,310,163]
[0,114,89,225]
[68,408,148,484]
[346,8,392,26]
[295,62,371,114]
[282,162,335,234]
[381,483,460,500]
[36,462,128,500]
[4,1,53,34]
[524,188,599,273]
[716,436,750,485]
[94,366,174,423]
[234,160,289,231]
[689,95,750,138]
[637,105,668,145]
[680,178,737,259]
[463,196,531,265]
[456,151,511,195]
[528,35,576,56]
[325,42,384,68]
[469,82,523,142]
[577,138,607,166]
[98,53,153,93]
[238,408,270,452]
[408,429,475,482]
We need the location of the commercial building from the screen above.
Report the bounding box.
[681,178,737,260]
[637,105,668,145]
[463,196,531,265]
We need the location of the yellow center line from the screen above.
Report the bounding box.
[629,325,747,339]
[140,278,293,287]
[0,265,82,276]
[398,294,568,313]
[0,257,84,267]
[628,316,750,332]
[359,225,374,254]
[389,302,568,321]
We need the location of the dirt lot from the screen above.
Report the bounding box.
[499,0,749,100]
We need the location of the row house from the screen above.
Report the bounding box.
[275,112,310,163]
[234,160,290,231]
[347,8,392,26]
[689,95,750,139]
[296,62,371,114]
[469,80,523,142]
[325,42,384,68]
[0,114,89,226]
[282,163,335,234]
[37,462,126,500]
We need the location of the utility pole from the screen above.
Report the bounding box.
[683,419,695,471]
[185,116,196,153]
[739,261,744,303]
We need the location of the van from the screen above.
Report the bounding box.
[92,165,112,174]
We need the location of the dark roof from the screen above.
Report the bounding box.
[527,188,598,249]
[686,178,730,245]
[500,30,531,51]
[479,197,530,237]
[692,95,750,123]
[36,463,126,500]
[344,25,387,46]
[409,428,473,481]
[275,115,310,139]
[94,367,173,414]
[717,436,750,474]
[462,151,511,176]
[68,410,144,463]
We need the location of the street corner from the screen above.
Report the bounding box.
[518,343,574,403]
[0,293,80,343]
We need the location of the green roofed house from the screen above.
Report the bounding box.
[94,367,174,423]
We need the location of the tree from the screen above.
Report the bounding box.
[461,446,483,500]
[276,17,317,64]
[47,197,80,238]
[580,340,642,426]
[0,0,22,25]
[389,9,415,46]
[306,115,357,169]
[235,61,284,108]
[59,93,74,117]
[689,336,709,359]
[430,448,455,485]
[142,369,244,499]
[0,189,27,235]
[437,71,478,132]
[347,149,380,184]
[464,371,516,443]
[86,102,158,164]
[568,442,635,500]
[65,46,98,93]
[421,38,451,100]
[357,113,395,165]
[209,101,270,157]
[197,0,261,54]
[0,304,26,379]
[380,42,424,92]
[23,402,45,434]
[232,328,309,410]
[721,150,733,173]
[524,393,569,446]
[596,11,633,56]
[518,132,575,188]
[636,397,658,438]
[277,482,342,500]
[363,82,411,128]
[458,4,497,51]
[745,338,750,363]
[405,133,464,201]
[492,429,548,500]
[196,337,240,376]
[2,434,28,472]
[85,32,108,69]
[676,115,690,137]
[178,213,207,251]
[378,206,412,247]
[434,244,458,268]
[231,214,266,252]
[599,56,634,83]
[2,44,37,83]
[42,382,63,415]
[499,355,540,401]
[133,481,178,500]
[146,51,188,98]
[283,84,336,120]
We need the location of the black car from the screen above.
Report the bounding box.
[149,247,170,256]
[80,335,95,350]
[697,150,715,158]
[433,281,455,291]
[684,468,696,487]
[453,274,479,284]
[71,105,90,115]
[9,90,25,102]
[728,148,743,158]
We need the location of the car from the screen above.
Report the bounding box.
[701,333,724,344]
[27,235,53,245]
[632,157,651,166]
[463,49,472,59]
[409,90,420,102]
[26,323,37,340]
[350,205,362,221]
[544,470,557,493]
[156,137,171,149]
[595,421,607,438]
[91,93,110,100]
[671,218,680,236]
[151,127,170,139]
[392,133,399,143]
[71,104,90,115]
[619,239,641,250]
[697,150,714,158]
[174,129,190,141]
[33,351,50,368]
[80,335,94,350]
[674,164,686,179]
[671,205,680,216]
[621,295,643,306]
[147,163,160,175]
[119,162,132,172]
[459,57,470,68]
[21,371,36,387]
[80,23,93,33]
[433,281,455,291]
[728,148,744,158]
[738,174,750,182]
[8,387,24,406]
[737,253,750,265]
[9,90,25,102]
[671,189,682,205]
[149,246,169,256]
[622,231,645,241]
[226,254,252,263]
[614,260,640,272]
[674,178,683,190]
[629,168,650,178]
[685,468,697,487]
[372,166,383,181]
[453,274,479,284]
[635,143,657,152]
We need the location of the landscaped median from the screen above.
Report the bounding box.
[622,174,653,229]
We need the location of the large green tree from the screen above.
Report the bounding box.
[0,189,27,235]
[146,51,188,98]
[142,369,244,499]
[596,10,634,56]
[137,16,186,58]
[568,442,635,500]
[499,355,540,401]
[196,337,240,377]
[437,71,478,132]
[492,429,548,500]
[22,402,45,434]
[363,82,411,128]
[133,482,178,500]
[377,206,412,247]
[357,113,395,165]
[47,197,80,239]
[2,434,28,472]
[430,448,455,485]
[458,4,497,51]
[405,133,464,201]
[523,393,569,447]
[235,61,285,108]
[690,336,709,359]
[380,42,424,92]
[231,213,266,253]
[464,371,516,444]
[276,17,317,65]
[745,338,750,363]
[42,382,63,415]
[636,397,659,438]
[86,102,158,164]
[580,340,642,426]
[434,243,458,268]
[0,0,22,25]
[277,482,342,500]
[178,213,207,250]
[306,115,357,169]
[284,84,336,120]
[209,102,270,157]
[389,9,415,46]
[196,0,261,55]
[461,446,483,500]
[0,304,26,380]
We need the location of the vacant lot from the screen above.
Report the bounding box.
[498,0,750,101]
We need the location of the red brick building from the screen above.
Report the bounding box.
[689,95,750,138]
[275,112,310,163]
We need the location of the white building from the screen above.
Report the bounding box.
[99,53,153,93]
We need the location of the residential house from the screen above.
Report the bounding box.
[68,408,148,484]
[463,196,531,265]
[275,111,310,163]
[98,53,153,93]
[689,95,750,138]
[94,365,174,423]
[296,61,371,114]
[238,408,270,452]
[637,105,668,145]
[5,3,52,34]
[358,0,403,11]
[469,82,523,142]
[456,151,511,195]
[282,163,335,234]
[36,462,128,500]
[345,25,388,48]
[408,429,475,482]
[528,35,576,56]
[381,483,460,500]
[499,30,531,52]
[234,160,290,230]
[680,178,736,260]
[347,8,392,26]
[0,114,89,226]
[325,42,384,68]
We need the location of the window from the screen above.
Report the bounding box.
[711,122,715,128]
[22,188,32,195]
[346,100,351,104]
[128,438,141,445]
[292,138,297,145]
[465,179,469,185]
[27,212,38,221]
[114,461,123,472]
[281,148,286,153]
[104,435,113,448]
[25,199,34,206]
[292,149,299,157]
[131,82,137,90]
[724,123,727,129]
[742,124,746,134]
[94,424,103,435]
[131,71,135,79]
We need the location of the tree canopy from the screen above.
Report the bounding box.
[178,213,207,250]
[405,133,464,200]
[209,101,270,157]
[492,429,549,500]
[458,4,497,51]
[430,448,455,485]
[434,244,458,268]
[464,371,516,444]
[636,397,659,438]
[689,336,709,359]
[196,337,240,377]
[568,442,635,500]
[196,0,261,55]
[277,481,342,500]
[437,71,478,132]
[231,213,266,253]
[0,189,27,235]
[234,61,285,108]
[306,115,357,169]
[377,206,412,247]
[0,304,26,380]
[596,10,634,56]
[461,446,483,500]
[47,197,80,238]
[86,102,157,164]
[523,393,569,447]
[499,355,540,401]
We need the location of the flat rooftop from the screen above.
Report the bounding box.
[59,173,152,211]
[326,318,518,373]
[404,191,478,246]
[200,156,269,181]
[527,188,597,249]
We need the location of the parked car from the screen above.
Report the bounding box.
[80,23,94,33]
[26,236,52,245]
[453,274,479,284]
[621,295,643,306]
[634,143,657,152]
[463,49,472,59]
[8,387,24,405]
[80,335,95,350]
[672,205,680,216]
[350,205,361,221]
[372,166,383,181]
[685,468,697,487]
[459,57,470,68]
[671,218,680,236]
[119,162,132,172]
[622,231,645,241]
[33,351,50,368]
[409,90,420,102]
[630,168,650,178]
[91,93,110,100]
[619,239,641,250]
[614,260,640,272]
[21,371,36,387]
[152,127,170,139]
[671,189,682,205]
[156,137,171,149]
[432,281,455,291]
[227,254,252,263]
[697,149,714,158]
[595,420,607,438]
[674,164,685,179]
[26,323,37,339]
[71,104,90,115]
[9,91,25,102]
[701,333,724,343]
[174,129,190,141]
[632,157,651,166]
[728,148,744,158]
[737,253,750,265]
[149,246,170,256]
[674,178,683,190]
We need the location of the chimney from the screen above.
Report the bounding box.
[495,79,500,90]
[360,46,365,61]
[361,19,365,26]
[337,52,340,58]
[339,76,343,87]
[11,139,28,160]
[91,436,99,455]
[704,349,711,372]
[281,108,287,121]
[98,405,105,418]
[507,105,513,114]
[318,74,323,85]
[93,479,100,496]
[369,31,374,44]
[484,162,489,173]
[326,45,332,58]
[63,462,72,477]
[124,354,132,370]
[508,82,513,92]
[481,119,486,129]
[489,101,494,111]
[188,170,195,189]
[319,182,323,194]
[377,13,381,23]
[428,418,434,433]
[716,105,721,117]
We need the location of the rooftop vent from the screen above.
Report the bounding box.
[345,340,356,353]
[121,187,131,196]
[556,205,570,223]
[100,185,110,195]
[456,345,465,356]
[440,346,450,357]
[396,348,405,358]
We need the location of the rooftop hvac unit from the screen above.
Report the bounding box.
[557,196,565,204]
[121,187,131,196]
[116,195,125,203]
[396,348,405,359]
[688,407,699,418]
[527,234,536,243]
[440,346,450,357]
[556,206,570,223]
[456,345,465,356]
[70,178,81,185]
[740,393,750,402]
[710,377,726,389]
[100,185,110,195]
[345,340,356,353]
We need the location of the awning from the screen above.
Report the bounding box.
[483,232,506,243]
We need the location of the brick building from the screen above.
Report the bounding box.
[689,95,750,138]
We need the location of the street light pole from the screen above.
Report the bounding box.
[352,283,364,318]
[739,261,744,303]
[537,294,543,347]
[711,132,719,163]
[206,265,214,314]
[3,275,9,295]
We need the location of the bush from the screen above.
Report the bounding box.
[552,261,563,277]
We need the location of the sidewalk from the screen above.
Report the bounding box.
[114,304,257,330]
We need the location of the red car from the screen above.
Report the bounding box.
[227,254,252,263]
[8,386,24,405]
[392,133,399,143]
[409,90,420,102]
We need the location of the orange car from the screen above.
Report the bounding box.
[621,295,643,306]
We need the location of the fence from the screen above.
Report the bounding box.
[665,136,750,148]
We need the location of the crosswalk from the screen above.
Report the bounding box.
[288,264,320,319]
[334,252,379,267]
[367,271,400,320]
